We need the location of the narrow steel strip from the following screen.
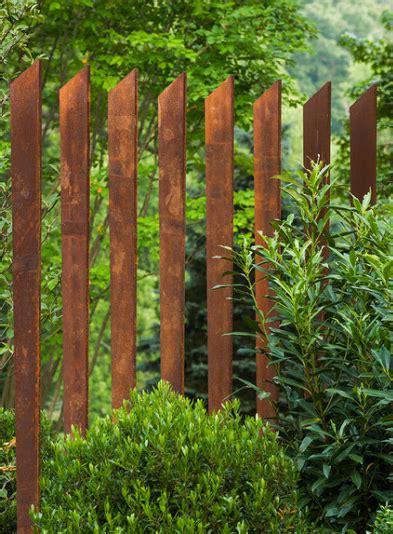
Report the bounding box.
[11,60,42,534]
[205,77,234,412]
[158,73,187,394]
[109,69,138,408]
[60,66,90,434]
[254,81,281,420]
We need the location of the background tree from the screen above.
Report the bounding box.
[0,0,315,419]
[336,9,393,197]
[283,0,390,170]
[0,0,42,408]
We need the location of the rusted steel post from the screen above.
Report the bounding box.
[205,77,234,412]
[350,85,377,204]
[303,82,331,171]
[158,73,187,394]
[11,60,42,534]
[109,69,138,408]
[60,67,90,434]
[303,82,331,251]
[253,81,281,420]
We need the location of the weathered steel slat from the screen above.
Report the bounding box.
[205,76,234,413]
[109,69,138,408]
[350,85,377,204]
[303,82,332,254]
[60,67,90,434]
[11,60,42,534]
[303,82,331,171]
[158,73,187,394]
[253,81,281,420]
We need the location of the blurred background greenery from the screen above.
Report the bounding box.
[0,0,391,425]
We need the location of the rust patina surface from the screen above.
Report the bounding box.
[11,60,41,534]
[253,81,281,420]
[304,82,331,254]
[60,67,90,434]
[109,69,138,408]
[205,77,234,413]
[350,85,377,204]
[303,82,331,171]
[158,73,187,394]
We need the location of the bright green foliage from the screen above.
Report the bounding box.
[32,383,311,533]
[370,505,393,533]
[36,0,314,130]
[0,1,41,113]
[229,164,393,531]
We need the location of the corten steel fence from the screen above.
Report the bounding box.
[10,60,377,533]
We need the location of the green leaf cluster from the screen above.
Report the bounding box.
[31,382,311,533]
[370,505,393,533]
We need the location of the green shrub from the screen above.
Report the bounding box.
[229,164,393,531]
[370,505,393,533]
[32,383,310,533]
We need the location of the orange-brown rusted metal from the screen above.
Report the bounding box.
[303,82,331,171]
[60,67,90,434]
[205,76,234,413]
[158,73,187,394]
[109,69,138,408]
[253,81,281,420]
[350,85,377,204]
[11,60,41,534]
[303,82,331,256]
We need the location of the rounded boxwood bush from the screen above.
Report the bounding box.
[33,383,310,532]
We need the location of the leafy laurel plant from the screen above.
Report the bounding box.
[228,163,392,532]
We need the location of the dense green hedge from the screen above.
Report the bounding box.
[33,383,310,532]
[1,384,312,533]
[2,385,392,532]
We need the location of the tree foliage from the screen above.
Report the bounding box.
[0,0,315,418]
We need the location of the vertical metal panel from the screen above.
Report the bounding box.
[60,67,90,434]
[350,85,377,204]
[205,77,234,412]
[109,69,138,408]
[303,82,331,171]
[253,81,281,420]
[158,73,187,394]
[11,60,41,534]
[304,82,331,253]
